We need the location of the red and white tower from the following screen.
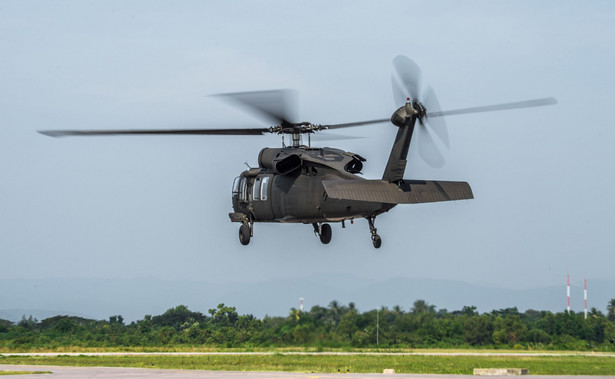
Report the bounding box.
[584,278,588,320]
[567,273,571,314]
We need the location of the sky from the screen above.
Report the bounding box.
[1,1,614,316]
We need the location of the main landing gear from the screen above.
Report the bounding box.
[367,216,382,249]
[240,220,381,248]
[313,222,332,244]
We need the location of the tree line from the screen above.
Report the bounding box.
[2,299,615,350]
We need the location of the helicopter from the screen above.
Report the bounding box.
[39,56,557,248]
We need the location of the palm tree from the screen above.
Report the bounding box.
[607,299,615,322]
[412,299,436,314]
[327,300,348,326]
[348,302,357,313]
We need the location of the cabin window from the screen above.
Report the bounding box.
[253,177,261,201]
[261,177,270,201]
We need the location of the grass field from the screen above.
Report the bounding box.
[0,371,50,376]
[2,352,615,375]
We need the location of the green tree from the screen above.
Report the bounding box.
[109,315,124,326]
[326,300,348,327]
[464,315,494,345]
[18,315,38,330]
[208,303,238,327]
[607,299,615,322]
[153,305,206,330]
[411,300,436,315]
[0,318,12,333]
[337,309,360,339]
[492,315,528,345]
[460,306,478,316]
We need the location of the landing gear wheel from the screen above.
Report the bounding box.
[320,223,332,244]
[366,216,381,248]
[239,224,251,246]
[372,234,382,249]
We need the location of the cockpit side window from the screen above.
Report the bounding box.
[253,177,261,201]
[239,177,247,202]
[261,177,270,201]
[232,177,240,195]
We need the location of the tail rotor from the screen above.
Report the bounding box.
[391,55,449,168]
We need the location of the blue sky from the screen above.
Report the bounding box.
[1,1,614,312]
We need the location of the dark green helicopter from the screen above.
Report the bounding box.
[39,56,556,248]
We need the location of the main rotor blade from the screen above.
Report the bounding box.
[38,128,270,138]
[427,97,557,118]
[213,89,297,126]
[311,133,365,142]
[322,118,389,130]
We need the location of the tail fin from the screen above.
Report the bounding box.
[382,115,416,182]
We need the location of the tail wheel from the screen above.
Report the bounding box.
[320,223,332,244]
[239,224,251,245]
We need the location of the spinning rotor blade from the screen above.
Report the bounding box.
[310,133,365,142]
[417,126,445,168]
[38,127,270,138]
[214,89,298,127]
[323,118,389,130]
[391,55,422,106]
[421,84,449,149]
[428,97,557,118]
[40,90,300,138]
[391,55,449,168]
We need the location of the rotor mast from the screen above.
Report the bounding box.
[271,122,321,148]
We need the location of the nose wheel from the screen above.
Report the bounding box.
[313,223,332,244]
[239,223,251,245]
[367,216,382,249]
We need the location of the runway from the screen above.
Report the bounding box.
[2,365,615,379]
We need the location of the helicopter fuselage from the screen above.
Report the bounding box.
[230,146,394,224]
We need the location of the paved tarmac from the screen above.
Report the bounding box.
[2,365,615,379]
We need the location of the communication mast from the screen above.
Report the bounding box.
[567,273,570,314]
[584,278,588,320]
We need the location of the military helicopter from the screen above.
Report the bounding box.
[39,56,556,248]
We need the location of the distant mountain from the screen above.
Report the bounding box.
[1,276,613,322]
[0,309,93,324]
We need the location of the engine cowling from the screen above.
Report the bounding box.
[258,148,302,175]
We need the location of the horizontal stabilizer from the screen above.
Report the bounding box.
[323,179,473,204]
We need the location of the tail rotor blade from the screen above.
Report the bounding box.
[391,55,448,167]
[417,124,445,168]
[391,76,407,108]
[422,84,449,149]
[391,55,423,106]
